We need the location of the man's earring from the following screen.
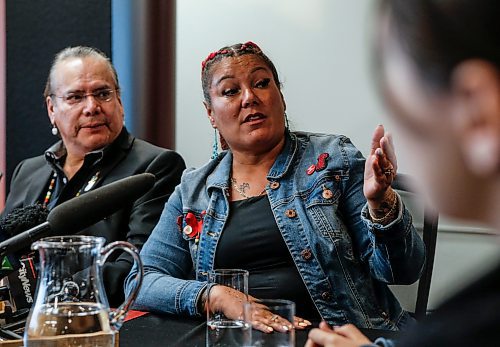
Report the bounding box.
[51,125,58,136]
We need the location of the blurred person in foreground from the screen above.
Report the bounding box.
[125,41,424,332]
[306,0,500,346]
[1,46,186,307]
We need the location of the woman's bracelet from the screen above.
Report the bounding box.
[368,190,399,225]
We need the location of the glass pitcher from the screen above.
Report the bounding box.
[24,235,143,347]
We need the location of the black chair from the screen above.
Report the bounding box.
[392,173,439,320]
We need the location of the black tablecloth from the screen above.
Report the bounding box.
[119,313,399,346]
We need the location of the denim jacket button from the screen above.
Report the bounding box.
[285,209,297,218]
[269,181,280,190]
[301,249,312,260]
[322,189,333,199]
[321,291,331,300]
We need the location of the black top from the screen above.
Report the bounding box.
[215,195,321,321]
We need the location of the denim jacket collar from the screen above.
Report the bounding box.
[267,131,298,179]
[205,131,298,191]
[205,151,232,192]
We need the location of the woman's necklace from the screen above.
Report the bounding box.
[230,177,267,199]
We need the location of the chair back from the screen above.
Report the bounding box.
[391,173,439,320]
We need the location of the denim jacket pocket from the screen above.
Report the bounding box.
[304,172,342,235]
[303,172,356,261]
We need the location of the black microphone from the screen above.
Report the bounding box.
[0,205,49,277]
[0,173,155,257]
[1,204,49,239]
[0,207,49,313]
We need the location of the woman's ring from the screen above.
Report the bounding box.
[271,314,279,322]
[384,168,394,176]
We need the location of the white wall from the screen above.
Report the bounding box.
[176,0,500,311]
[176,0,383,168]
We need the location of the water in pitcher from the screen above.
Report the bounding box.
[25,302,115,347]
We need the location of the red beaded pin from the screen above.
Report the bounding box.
[315,153,329,171]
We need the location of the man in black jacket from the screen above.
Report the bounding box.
[1,46,186,307]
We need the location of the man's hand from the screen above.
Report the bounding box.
[305,322,372,347]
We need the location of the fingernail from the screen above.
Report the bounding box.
[282,325,289,331]
[299,322,309,327]
[304,320,312,325]
[267,326,273,332]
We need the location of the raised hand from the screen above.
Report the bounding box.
[364,124,397,201]
[363,125,399,222]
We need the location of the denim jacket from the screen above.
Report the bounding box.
[125,131,425,330]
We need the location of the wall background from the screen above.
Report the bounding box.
[176,0,382,168]
[4,0,111,191]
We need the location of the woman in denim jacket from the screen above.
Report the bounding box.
[125,42,425,332]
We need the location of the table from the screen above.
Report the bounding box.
[120,313,400,346]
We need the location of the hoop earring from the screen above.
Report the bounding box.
[284,112,290,130]
[51,125,58,136]
[211,129,219,160]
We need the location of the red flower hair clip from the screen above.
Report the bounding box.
[240,41,261,51]
[201,49,229,71]
[201,41,262,72]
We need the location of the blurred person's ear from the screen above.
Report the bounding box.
[450,59,500,177]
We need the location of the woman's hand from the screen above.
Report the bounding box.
[363,125,398,213]
[207,286,311,333]
[247,301,311,333]
[207,284,250,321]
[305,322,372,347]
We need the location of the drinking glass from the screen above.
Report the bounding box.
[246,299,295,347]
[206,269,251,347]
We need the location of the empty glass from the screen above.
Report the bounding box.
[206,269,251,347]
[246,299,295,347]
